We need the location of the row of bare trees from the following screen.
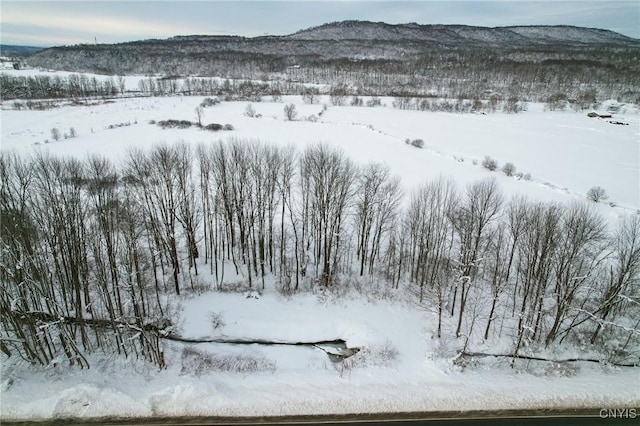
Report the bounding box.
[0,73,123,100]
[1,140,638,368]
[0,154,166,368]
[398,178,639,364]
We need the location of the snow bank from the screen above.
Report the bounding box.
[2,292,638,420]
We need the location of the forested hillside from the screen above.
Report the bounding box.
[22,21,640,103]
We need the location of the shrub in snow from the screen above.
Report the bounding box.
[544,362,579,377]
[523,173,532,181]
[204,123,223,131]
[244,290,261,299]
[107,121,131,129]
[181,348,275,376]
[482,155,498,171]
[301,87,319,104]
[502,162,516,177]
[366,97,381,107]
[244,103,257,117]
[329,84,348,106]
[410,139,424,149]
[573,89,597,111]
[200,97,220,108]
[405,138,424,148]
[284,103,297,121]
[218,281,252,293]
[340,340,399,372]
[546,92,568,111]
[223,123,234,131]
[51,127,60,141]
[157,119,193,129]
[587,186,609,202]
[69,127,76,138]
[35,100,56,110]
[209,312,225,330]
[271,88,282,102]
[504,96,524,114]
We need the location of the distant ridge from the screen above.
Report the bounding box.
[18,20,640,79]
[286,20,637,45]
[0,44,45,56]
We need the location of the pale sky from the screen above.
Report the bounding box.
[1,0,638,46]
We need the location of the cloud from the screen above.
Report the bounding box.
[1,2,214,43]
[1,30,82,47]
[3,10,206,37]
[1,0,638,46]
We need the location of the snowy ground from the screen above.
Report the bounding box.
[1,94,638,210]
[1,88,639,420]
[2,290,639,420]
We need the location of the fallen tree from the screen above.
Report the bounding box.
[2,311,357,364]
[458,350,638,368]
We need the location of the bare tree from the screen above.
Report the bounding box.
[405,177,458,336]
[354,163,402,277]
[125,145,182,295]
[481,156,498,171]
[195,106,204,127]
[450,177,503,337]
[502,162,516,177]
[587,215,640,345]
[116,75,126,94]
[302,87,320,104]
[587,186,608,202]
[510,201,562,362]
[544,202,607,345]
[284,103,297,121]
[300,144,356,286]
[483,196,527,340]
[174,143,200,280]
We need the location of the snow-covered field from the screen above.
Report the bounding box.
[1,87,639,420]
[2,94,638,210]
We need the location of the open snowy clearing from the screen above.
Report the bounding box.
[1,91,639,420]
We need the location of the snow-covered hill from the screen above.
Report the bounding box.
[22,20,639,80]
[287,21,637,45]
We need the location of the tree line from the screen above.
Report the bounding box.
[4,45,640,104]
[0,72,598,117]
[1,141,638,369]
[20,39,640,104]
[0,73,122,100]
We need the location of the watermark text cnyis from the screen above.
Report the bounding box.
[599,408,637,419]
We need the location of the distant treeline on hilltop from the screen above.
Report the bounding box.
[1,44,45,57]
